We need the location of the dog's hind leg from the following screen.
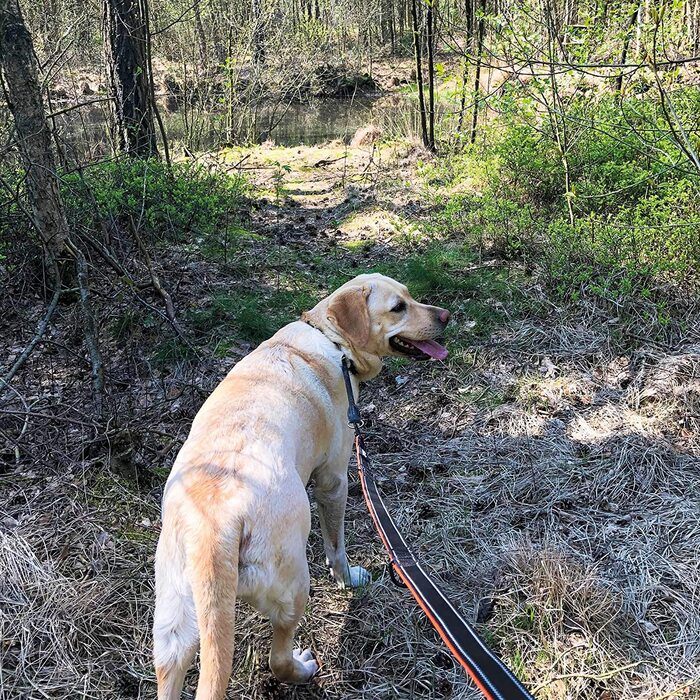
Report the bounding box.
[264,558,319,684]
[153,527,199,700]
[248,496,318,684]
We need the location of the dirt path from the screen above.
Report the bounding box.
[2,141,698,700]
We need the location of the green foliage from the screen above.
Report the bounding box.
[61,159,248,245]
[294,18,331,48]
[491,123,563,205]
[370,242,520,341]
[373,244,479,297]
[190,287,317,345]
[437,88,700,320]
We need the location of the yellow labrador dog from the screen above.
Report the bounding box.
[153,273,450,700]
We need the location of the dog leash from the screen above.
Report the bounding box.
[341,357,535,700]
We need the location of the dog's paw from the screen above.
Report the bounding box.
[292,648,319,682]
[329,558,371,589]
[347,565,371,588]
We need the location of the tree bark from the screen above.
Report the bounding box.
[470,0,486,144]
[192,0,209,69]
[426,0,436,150]
[0,0,69,264]
[411,0,429,148]
[104,0,158,157]
[457,0,474,133]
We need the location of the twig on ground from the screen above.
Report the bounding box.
[1,275,61,392]
[127,215,187,343]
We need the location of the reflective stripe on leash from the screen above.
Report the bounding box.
[343,358,535,700]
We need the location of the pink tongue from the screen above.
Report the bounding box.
[408,338,448,360]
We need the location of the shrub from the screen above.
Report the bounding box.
[61,158,248,245]
[438,89,700,311]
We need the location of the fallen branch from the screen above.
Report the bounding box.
[73,242,105,416]
[127,215,186,342]
[0,272,61,392]
[314,156,346,167]
[46,96,114,119]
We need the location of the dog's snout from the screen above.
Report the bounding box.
[437,308,451,325]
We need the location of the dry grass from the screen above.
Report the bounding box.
[3,315,698,700]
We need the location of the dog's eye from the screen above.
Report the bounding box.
[391,301,407,313]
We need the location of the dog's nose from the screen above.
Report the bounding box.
[438,308,451,325]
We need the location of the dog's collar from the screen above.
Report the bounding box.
[302,319,358,375]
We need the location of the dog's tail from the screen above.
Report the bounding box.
[189,524,240,700]
[153,518,240,700]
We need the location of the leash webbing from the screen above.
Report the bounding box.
[342,358,535,700]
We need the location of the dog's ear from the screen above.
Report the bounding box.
[327,285,371,347]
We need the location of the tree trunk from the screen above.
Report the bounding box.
[226,25,235,145]
[252,0,266,67]
[470,0,486,144]
[1,0,105,409]
[426,0,436,150]
[410,0,429,148]
[104,0,158,157]
[0,0,69,265]
[616,0,643,93]
[457,0,474,133]
[389,0,396,52]
[192,0,208,69]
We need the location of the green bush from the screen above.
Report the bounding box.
[61,158,248,245]
[437,88,700,311]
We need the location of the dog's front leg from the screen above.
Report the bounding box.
[314,471,370,588]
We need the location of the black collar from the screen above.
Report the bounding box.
[302,319,358,375]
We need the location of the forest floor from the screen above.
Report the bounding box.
[2,139,699,700]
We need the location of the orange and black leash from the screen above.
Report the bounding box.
[342,358,535,700]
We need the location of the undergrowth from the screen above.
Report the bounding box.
[61,158,248,245]
[417,89,700,339]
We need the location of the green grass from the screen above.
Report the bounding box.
[368,242,525,343]
[340,239,375,251]
[189,287,318,345]
[151,337,199,365]
[455,386,507,409]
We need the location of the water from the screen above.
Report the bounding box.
[55,94,418,159]
[247,97,377,145]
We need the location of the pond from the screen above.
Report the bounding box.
[55,93,422,160]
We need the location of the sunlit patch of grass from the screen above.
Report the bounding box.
[337,209,425,243]
[341,239,374,251]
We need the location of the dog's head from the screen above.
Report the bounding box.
[303,274,450,372]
